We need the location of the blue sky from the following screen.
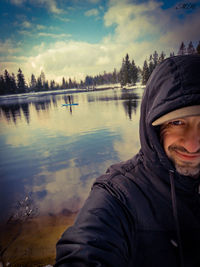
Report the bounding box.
[0,0,199,83]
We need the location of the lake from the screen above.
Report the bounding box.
[0,86,143,266]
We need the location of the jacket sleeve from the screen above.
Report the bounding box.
[55,181,135,267]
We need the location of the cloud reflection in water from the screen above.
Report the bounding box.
[0,88,142,221]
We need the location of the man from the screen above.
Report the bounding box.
[55,55,200,267]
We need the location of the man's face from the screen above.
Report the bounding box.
[160,115,200,178]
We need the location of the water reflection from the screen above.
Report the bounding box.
[0,89,141,124]
[0,87,144,265]
[0,103,22,124]
[21,103,30,124]
[122,91,140,120]
[0,88,142,220]
[62,95,76,114]
[34,99,51,112]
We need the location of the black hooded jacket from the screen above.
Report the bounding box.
[55,55,200,267]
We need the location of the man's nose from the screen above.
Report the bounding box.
[183,128,200,153]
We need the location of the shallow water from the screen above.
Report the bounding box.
[0,87,143,265]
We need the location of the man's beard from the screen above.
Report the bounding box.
[168,145,200,178]
[173,161,200,178]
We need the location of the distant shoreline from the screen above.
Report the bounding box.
[0,84,122,103]
[0,83,145,105]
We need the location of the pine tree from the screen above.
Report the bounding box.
[50,80,55,90]
[17,68,26,93]
[65,80,69,89]
[148,55,154,77]
[4,69,12,94]
[137,66,142,81]
[177,42,186,55]
[11,73,17,93]
[125,54,132,84]
[36,76,42,91]
[40,71,45,88]
[187,41,196,54]
[3,70,16,94]
[85,76,92,87]
[30,74,37,91]
[142,60,149,85]
[69,78,73,88]
[44,81,49,90]
[158,51,166,63]
[170,52,175,57]
[80,80,84,88]
[62,77,66,89]
[130,60,138,85]
[152,51,158,68]
[196,41,200,54]
[112,68,118,83]
[119,54,132,86]
[119,58,126,86]
[0,74,6,95]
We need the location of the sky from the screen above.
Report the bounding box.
[0,0,200,84]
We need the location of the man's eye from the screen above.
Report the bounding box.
[168,120,184,126]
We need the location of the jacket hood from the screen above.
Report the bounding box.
[139,55,200,175]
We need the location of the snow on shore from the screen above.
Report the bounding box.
[0,82,145,104]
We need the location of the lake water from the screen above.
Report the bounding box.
[0,86,143,266]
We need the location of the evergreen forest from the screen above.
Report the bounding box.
[0,40,199,95]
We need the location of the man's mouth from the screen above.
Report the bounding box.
[174,150,200,161]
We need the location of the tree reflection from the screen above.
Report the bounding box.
[87,91,119,103]
[122,91,140,120]
[20,103,30,124]
[0,105,12,122]
[0,89,141,124]
[34,99,51,112]
[52,95,58,108]
[86,89,140,120]
[0,95,60,124]
[62,95,76,114]
[0,103,21,124]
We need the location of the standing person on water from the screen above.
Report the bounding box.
[55,55,200,267]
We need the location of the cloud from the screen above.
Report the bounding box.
[96,56,110,65]
[36,24,46,30]
[16,19,71,40]
[88,0,101,3]
[30,161,103,214]
[10,0,25,4]
[10,0,64,14]
[103,0,200,57]
[32,42,46,52]
[159,8,200,47]
[55,16,70,22]
[3,91,140,213]
[38,0,63,14]
[22,41,120,82]
[0,39,20,54]
[21,20,32,28]
[18,30,32,36]
[85,8,99,17]
[104,1,164,42]
[2,0,200,83]
[38,32,71,38]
